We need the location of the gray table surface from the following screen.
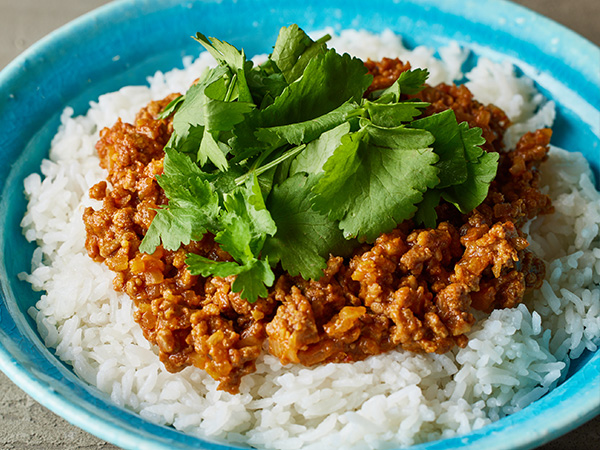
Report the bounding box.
[1,0,599,449]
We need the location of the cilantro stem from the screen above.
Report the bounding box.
[315,34,332,45]
[252,145,278,172]
[224,73,238,102]
[235,144,306,185]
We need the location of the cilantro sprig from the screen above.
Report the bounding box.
[140,25,499,302]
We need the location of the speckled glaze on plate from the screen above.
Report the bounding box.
[0,1,598,449]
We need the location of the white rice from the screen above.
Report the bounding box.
[18,30,599,449]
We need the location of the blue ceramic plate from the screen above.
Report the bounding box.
[0,1,598,449]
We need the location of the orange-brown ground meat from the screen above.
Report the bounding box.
[83,59,553,393]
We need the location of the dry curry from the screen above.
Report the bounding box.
[83,27,552,393]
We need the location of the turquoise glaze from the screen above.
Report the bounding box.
[0,1,598,449]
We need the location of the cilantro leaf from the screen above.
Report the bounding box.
[414,189,442,228]
[140,149,220,253]
[339,148,439,241]
[265,49,371,122]
[169,66,228,136]
[231,259,275,302]
[193,32,253,103]
[411,109,468,188]
[198,128,229,171]
[372,68,429,101]
[157,94,184,119]
[310,128,366,222]
[166,66,254,167]
[185,255,245,278]
[231,48,371,154]
[186,177,277,302]
[141,208,197,254]
[413,122,498,224]
[194,32,246,71]
[290,122,351,176]
[141,26,499,304]
[311,122,439,241]
[271,24,329,84]
[201,76,255,130]
[217,181,276,262]
[361,120,435,150]
[185,255,274,302]
[167,125,205,160]
[364,101,429,128]
[246,66,287,108]
[441,123,499,213]
[255,101,358,147]
[263,173,353,279]
[185,177,276,303]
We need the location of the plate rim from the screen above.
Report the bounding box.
[0,1,599,450]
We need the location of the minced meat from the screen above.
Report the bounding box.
[83,59,552,393]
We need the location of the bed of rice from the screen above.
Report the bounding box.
[18,30,600,450]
